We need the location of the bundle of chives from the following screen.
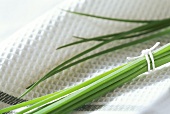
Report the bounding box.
[22,11,170,97]
[1,42,170,114]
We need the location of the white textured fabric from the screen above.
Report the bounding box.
[140,88,170,114]
[1,0,170,113]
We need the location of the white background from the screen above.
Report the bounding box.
[0,0,63,42]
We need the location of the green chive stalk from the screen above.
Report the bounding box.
[1,42,170,114]
[22,10,170,96]
[32,43,170,114]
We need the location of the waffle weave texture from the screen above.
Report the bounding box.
[0,0,170,113]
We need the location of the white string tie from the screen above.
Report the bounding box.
[127,42,160,72]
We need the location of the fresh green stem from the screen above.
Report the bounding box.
[0,91,61,113]
[1,42,170,113]
[16,65,125,113]
[23,28,170,97]
[37,63,146,113]
[60,54,170,114]
[23,41,109,96]
[60,66,146,114]
[78,18,170,40]
[34,48,170,113]
[0,65,125,113]
[57,19,170,49]
[64,10,158,23]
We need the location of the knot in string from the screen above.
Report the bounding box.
[127,42,160,72]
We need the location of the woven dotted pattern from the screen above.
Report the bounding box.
[1,0,170,113]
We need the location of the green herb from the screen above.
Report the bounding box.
[15,10,170,112]
[1,10,170,114]
[1,42,170,114]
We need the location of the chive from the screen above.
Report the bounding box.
[57,19,170,49]
[22,27,170,98]
[18,10,170,99]
[60,66,146,114]
[35,64,146,114]
[64,10,157,23]
[26,45,170,113]
[1,42,170,113]
[69,18,170,41]
[33,46,170,113]
[60,54,170,114]
[56,23,168,49]
[0,91,63,113]
[0,64,124,113]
